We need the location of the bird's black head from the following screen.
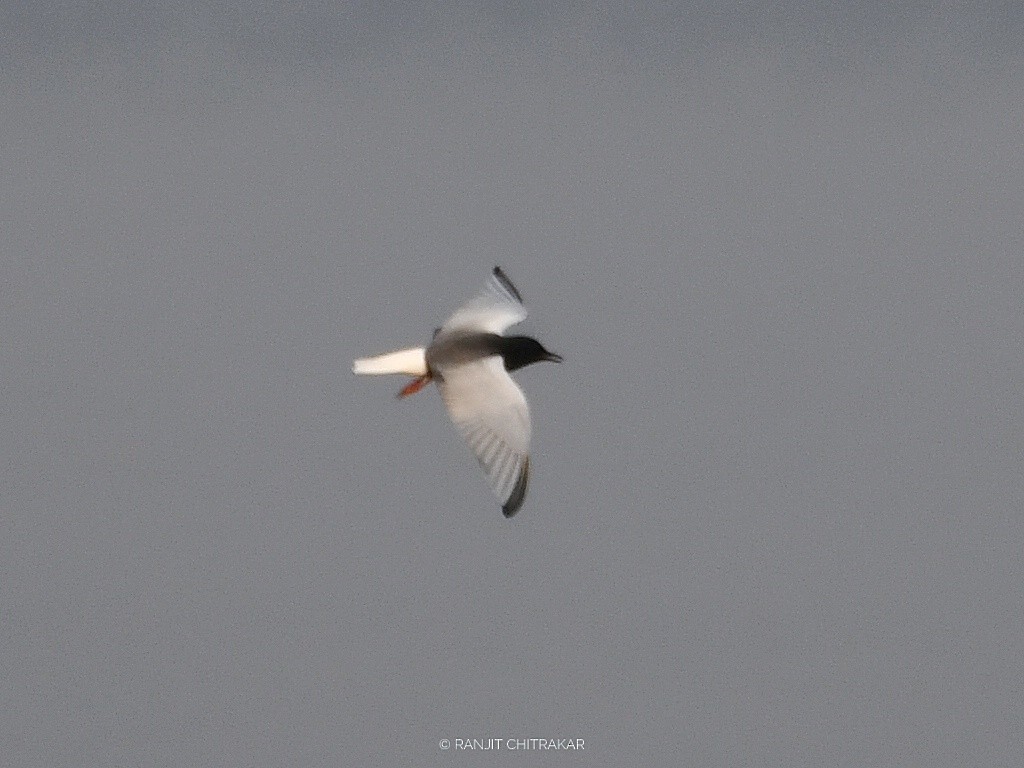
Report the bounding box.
[499,336,563,372]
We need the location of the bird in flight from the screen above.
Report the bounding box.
[354,267,561,517]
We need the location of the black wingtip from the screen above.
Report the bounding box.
[501,457,530,518]
[492,266,524,304]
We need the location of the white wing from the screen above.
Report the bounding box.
[441,266,528,334]
[436,356,532,516]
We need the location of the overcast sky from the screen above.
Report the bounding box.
[3,2,1023,766]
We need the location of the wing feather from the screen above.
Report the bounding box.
[436,356,532,516]
[441,266,528,335]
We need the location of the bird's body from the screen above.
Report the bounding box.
[353,267,561,517]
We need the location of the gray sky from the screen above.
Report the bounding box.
[3,2,1022,766]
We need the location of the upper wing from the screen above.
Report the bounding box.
[441,266,528,335]
[436,356,532,517]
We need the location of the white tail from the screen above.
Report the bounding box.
[353,347,428,376]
